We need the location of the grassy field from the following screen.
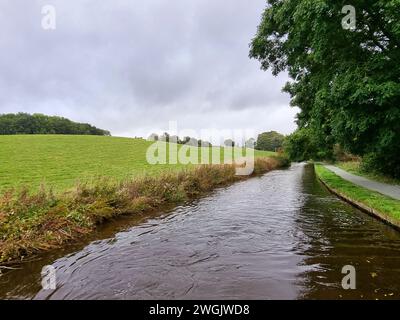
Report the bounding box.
[0,134,284,263]
[0,147,285,264]
[0,135,275,192]
[337,161,400,186]
[315,164,400,223]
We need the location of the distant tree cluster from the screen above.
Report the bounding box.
[282,128,320,162]
[148,132,287,150]
[0,113,111,136]
[256,131,285,152]
[239,131,286,151]
[223,139,235,147]
[148,132,212,147]
[245,138,256,149]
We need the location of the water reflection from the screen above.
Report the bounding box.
[296,164,400,299]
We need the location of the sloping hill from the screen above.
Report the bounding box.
[0,135,274,191]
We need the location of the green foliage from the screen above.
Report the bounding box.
[0,113,110,135]
[224,139,235,147]
[180,136,191,144]
[283,128,315,161]
[148,133,159,141]
[361,151,400,179]
[245,138,256,148]
[159,132,170,142]
[283,127,333,162]
[256,131,285,151]
[197,140,212,147]
[148,134,212,147]
[250,0,400,178]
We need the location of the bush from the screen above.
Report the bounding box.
[283,128,334,162]
[361,152,400,180]
[283,128,315,162]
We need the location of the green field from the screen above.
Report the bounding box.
[0,135,275,192]
[0,135,282,263]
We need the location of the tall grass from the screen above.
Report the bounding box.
[0,157,287,264]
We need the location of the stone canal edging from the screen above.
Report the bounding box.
[318,176,400,232]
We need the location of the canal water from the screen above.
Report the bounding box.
[1,163,400,299]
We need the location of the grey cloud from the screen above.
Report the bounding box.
[0,0,298,137]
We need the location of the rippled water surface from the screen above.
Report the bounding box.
[1,163,400,299]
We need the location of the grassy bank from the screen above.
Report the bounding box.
[315,164,400,228]
[336,161,400,186]
[0,135,286,264]
[0,135,275,192]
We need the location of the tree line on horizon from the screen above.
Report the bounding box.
[148,131,286,151]
[0,111,287,152]
[0,113,111,136]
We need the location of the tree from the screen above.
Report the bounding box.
[159,132,170,142]
[283,127,330,162]
[224,139,235,147]
[245,138,256,149]
[187,137,198,146]
[169,135,179,143]
[250,1,400,178]
[256,131,284,151]
[179,136,191,144]
[198,140,212,147]
[0,113,110,136]
[148,133,159,141]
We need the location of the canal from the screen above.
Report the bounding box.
[1,163,399,299]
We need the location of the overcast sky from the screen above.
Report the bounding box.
[0,0,298,139]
